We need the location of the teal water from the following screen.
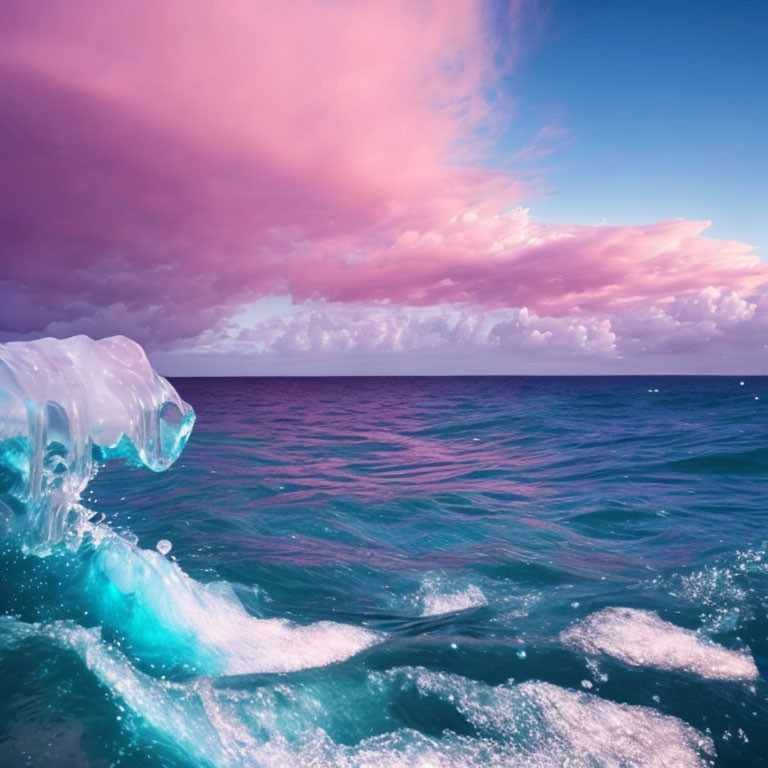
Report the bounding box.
[2,371,768,767]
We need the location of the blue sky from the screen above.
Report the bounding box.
[505,0,767,251]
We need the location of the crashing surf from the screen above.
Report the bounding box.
[0,336,378,678]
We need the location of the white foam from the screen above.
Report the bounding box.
[415,574,488,617]
[94,533,380,675]
[397,667,714,768]
[406,574,541,625]
[260,670,715,767]
[561,607,758,681]
[0,620,715,768]
[421,585,488,616]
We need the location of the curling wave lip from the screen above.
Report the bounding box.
[0,335,380,676]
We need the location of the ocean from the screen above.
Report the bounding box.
[1,357,767,766]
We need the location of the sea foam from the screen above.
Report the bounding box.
[561,606,758,680]
[418,575,488,616]
[0,618,715,768]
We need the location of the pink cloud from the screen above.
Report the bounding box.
[277,212,765,315]
[0,0,765,369]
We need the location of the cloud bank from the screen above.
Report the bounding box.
[0,0,765,372]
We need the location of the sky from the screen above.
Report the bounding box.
[0,0,766,375]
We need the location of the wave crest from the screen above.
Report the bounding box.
[0,335,193,552]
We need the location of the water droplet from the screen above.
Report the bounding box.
[156,539,172,556]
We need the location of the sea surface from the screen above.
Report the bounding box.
[2,375,768,767]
